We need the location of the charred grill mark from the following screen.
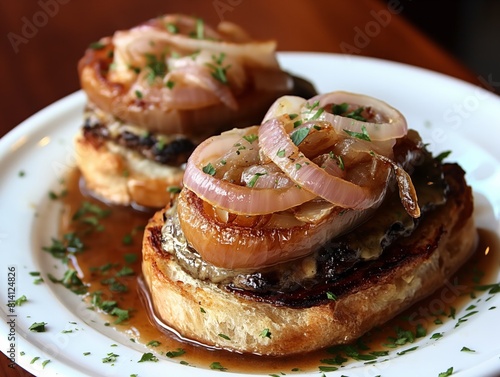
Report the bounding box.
[149,225,164,256]
[82,120,195,166]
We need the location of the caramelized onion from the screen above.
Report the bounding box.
[182,127,316,215]
[259,117,388,209]
[304,91,408,141]
[177,189,374,269]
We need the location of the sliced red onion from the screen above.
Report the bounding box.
[183,128,316,215]
[303,91,408,141]
[259,117,387,209]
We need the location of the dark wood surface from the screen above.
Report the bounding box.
[0,1,482,376]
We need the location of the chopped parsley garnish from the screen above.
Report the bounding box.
[218,333,231,340]
[438,367,454,377]
[310,107,325,120]
[332,102,367,121]
[396,345,418,355]
[291,128,310,146]
[319,366,338,372]
[461,346,476,353]
[344,125,371,141]
[134,90,143,99]
[165,22,178,34]
[146,340,161,347]
[474,282,500,294]
[260,328,272,338]
[436,150,452,162]
[166,348,186,358]
[138,352,159,362]
[111,307,130,324]
[210,361,227,371]
[167,186,182,194]
[14,295,27,306]
[48,269,88,295]
[124,253,138,264]
[144,53,167,83]
[247,172,267,188]
[43,232,84,261]
[431,332,443,340]
[165,80,175,89]
[326,292,337,300]
[29,322,47,332]
[206,53,231,84]
[276,148,286,158]
[49,189,67,200]
[72,201,110,232]
[102,352,119,363]
[101,277,128,293]
[195,18,204,39]
[332,103,349,115]
[345,107,366,121]
[243,134,258,144]
[116,266,134,277]
[202,163,216,176]
[329,151,345,170]
[122,234,133,246]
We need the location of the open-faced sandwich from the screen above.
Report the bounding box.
[75,14,315,208]
[141,91,476,356]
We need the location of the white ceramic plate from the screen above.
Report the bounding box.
[1,53,499,377]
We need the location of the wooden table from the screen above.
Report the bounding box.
[0,0,482,376]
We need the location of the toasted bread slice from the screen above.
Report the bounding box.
[141,164,476,356]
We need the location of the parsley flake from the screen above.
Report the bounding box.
[243,134,258,144]
[15,295,27,306]
[277,148,286,158]
[166,348,186,358]
[438,367,454,377]
[260,328,272,338]
[291,128,310,146]
[210,361,227,371]
[247,172,267,188]
[343,125,371,141]
[102,352,119,363]
[202,163,216,176]
[205,53,231,84]
[138,352,159,363]
[29,322,47,332]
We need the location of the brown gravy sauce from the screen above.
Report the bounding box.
[57,168,500,374]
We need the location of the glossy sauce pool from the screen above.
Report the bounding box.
[53,168,500,374]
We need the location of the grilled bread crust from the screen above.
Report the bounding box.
[74,132,184,209]
[141,164,476,356]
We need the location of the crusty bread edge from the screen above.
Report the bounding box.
[141,196,477,356]
[74,132,183,208]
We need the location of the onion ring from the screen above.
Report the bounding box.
[303,91,408,141]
